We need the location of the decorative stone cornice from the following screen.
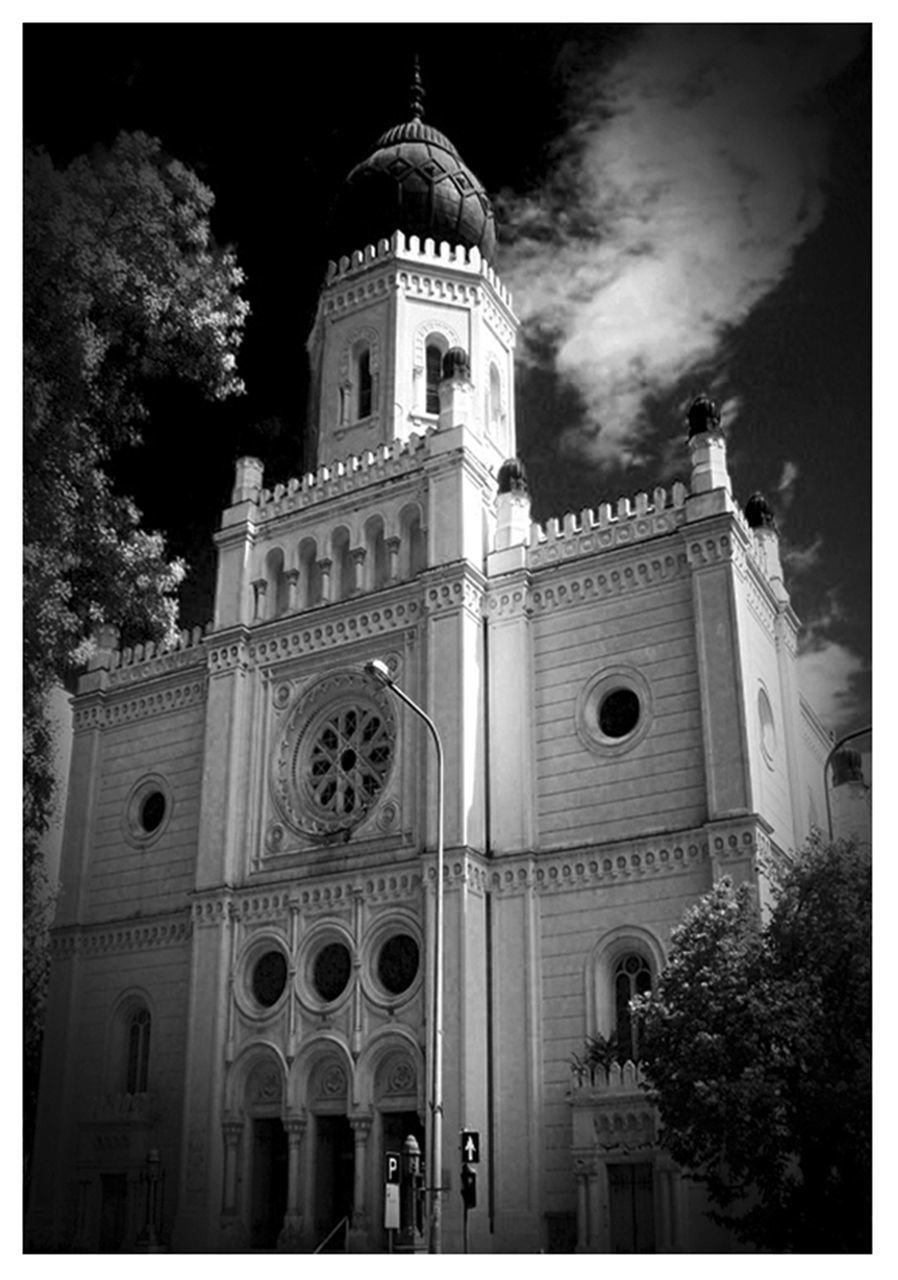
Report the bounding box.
[484,576,531,621]
[486,818,771,896]
[207,631,253,675]
[72,675,207,731]
[51,913,191,958]
[246,599,422,666]
[421,564,486,619]
[529,550,688,616]
[683,520,750,574]
[423,850,490,896]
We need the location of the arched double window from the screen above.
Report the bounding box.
[613,953,652,1063]
[586,927,662,1067]
[126,1008,151,1095]
[425,342,443,415]
[356,343,373,420]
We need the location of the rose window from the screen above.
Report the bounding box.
[305,706,392,819]
[273,671,396,841]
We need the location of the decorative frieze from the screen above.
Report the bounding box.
[529,552,688,616]
[51,915,191,958]
[72,677,206,731]
[529,485,688,570]
[486,819,769,896]
[247,601,421,664]
[422,568,485,618]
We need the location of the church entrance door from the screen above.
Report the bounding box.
[608,1162,655,1252]
[250,1117,288,1249]
[314,1115,354,1248]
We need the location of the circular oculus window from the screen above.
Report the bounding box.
[252,950,288,1008]
[576,666,653,755]
[758,686,777,768]
[312,941,353,1003]
[377,934,420,996]
[123,773,173,847]
[273,672,396,840]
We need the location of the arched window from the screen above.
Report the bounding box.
[613,953,652,1063]
[299,537,321,609]
[331,527,353,601]
[364,516,388,591]
[425,342,443,414]
[265,547,289,619]
[356,344,373,420]
[399,504,427,579]
[488,362,502,432]
[126,1008,151,1094]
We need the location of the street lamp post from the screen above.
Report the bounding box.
[823,724,872,839]
[364,659,445,1254]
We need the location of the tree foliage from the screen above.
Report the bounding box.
[23,131,249,1165]
[635,836,871,1252]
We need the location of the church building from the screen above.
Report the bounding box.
[27,76,839,1253]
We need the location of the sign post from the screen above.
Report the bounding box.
[384,1150,400,1250]
[459,1130,480,1254]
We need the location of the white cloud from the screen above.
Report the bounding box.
[498,26,862,465]
[798,639,866,734]
[783,534,824,576]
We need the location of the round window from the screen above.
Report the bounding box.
[576,666,653,756]
[378,934,420,996]
[758,686,777,767]
[273,672,397,841]
[598,688,640,739]
[313,941,352,1002]
[123,773,173,847]
[252,950,288,1008]
[140,790,166,834]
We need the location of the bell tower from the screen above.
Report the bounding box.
[305,64,517,472]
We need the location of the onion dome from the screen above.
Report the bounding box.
[744,492,777,530]
[333,59,497,262]
[442,346,470,380]
[497,457,529,496]
[831,747,865,786]
[686,394,722,439]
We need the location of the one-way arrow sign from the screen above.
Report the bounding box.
[461,1129,480,1164]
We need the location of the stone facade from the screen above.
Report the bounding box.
[28,128,836,1256]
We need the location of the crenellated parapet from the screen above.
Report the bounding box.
[527,483,689,569]
[322,228,515,314]
[253,432,432,524]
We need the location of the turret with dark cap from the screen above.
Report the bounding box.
[437,346,473,432]
[686,392,731,497]
[494,457,531,552]
[743,490,786,598]
[744,491,777,530]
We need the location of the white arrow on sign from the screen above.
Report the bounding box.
[464,1135,477,1161]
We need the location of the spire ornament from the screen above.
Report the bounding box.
[409,54,425,120]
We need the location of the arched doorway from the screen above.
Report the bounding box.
[308,1057,354,1249]
[244,1059,288,1250]
[373,1049,424,1250]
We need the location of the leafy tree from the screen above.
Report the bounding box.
[23,132,249,1177]
[635,836,871,1252]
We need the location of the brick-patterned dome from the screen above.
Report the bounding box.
[334,100,497,262]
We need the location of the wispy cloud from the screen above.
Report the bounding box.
[498,25,862,466]
[798,589,868,731]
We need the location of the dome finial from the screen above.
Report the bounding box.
[410,53,425,120]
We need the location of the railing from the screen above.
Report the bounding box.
[313,1215,350,1254]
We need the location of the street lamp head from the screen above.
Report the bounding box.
[364,658,393,686]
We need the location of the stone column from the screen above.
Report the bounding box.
[277,1115,307,1252]
[587,1168,603,1251]
[221,1120,243,1217]
[72,1173,94,1250]
[350,548,366,596]
[575,1167,589,1252]
[348,1112,373,1249]
[386,536,401,582]
[319,559,332,605]
[285,567,300,613]
[251,578,267,622]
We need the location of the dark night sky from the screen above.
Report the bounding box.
[22,21,871,735]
